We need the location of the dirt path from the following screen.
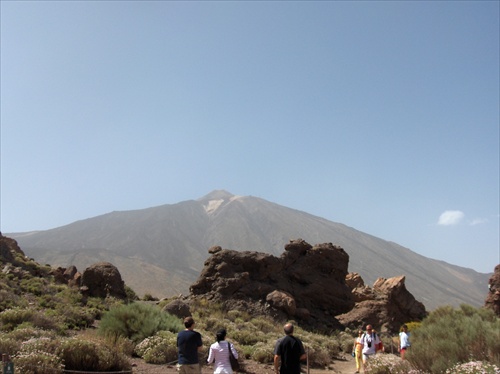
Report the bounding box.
[130,355,357,373]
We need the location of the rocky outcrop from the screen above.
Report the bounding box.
[336,274,427,333]
[485,264,500,316]
[189,239,426,333]
[50,265,81,287]
[0,233,45,277]
[80,262,127,299]
[190,239,352,331]
[0,234,23,264]
[1,234,126,300]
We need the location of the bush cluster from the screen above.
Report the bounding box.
[407,305,500,373]
[58,336,131,372]
[98,302,183,343]
[13,350,64,374]
[135,331,178,364]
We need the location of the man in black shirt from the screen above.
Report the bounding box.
[274,323,307,374]
[177,316,203,374]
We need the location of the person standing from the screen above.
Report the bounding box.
[352,330,363,373]
[398,324,410,360]
[360,324,380,372]
[207,328,239,374]
[273,323,307,374]
[177,316,203,374]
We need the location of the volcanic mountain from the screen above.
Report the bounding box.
[8,190,490,310]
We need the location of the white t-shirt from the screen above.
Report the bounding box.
[361,333,380,355]
[399,331,410,349]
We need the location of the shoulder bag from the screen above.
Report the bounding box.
[228,342,240,371]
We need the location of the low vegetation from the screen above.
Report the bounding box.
[0,253,498,373]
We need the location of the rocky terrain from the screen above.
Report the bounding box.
[1,232,498,373]
[166,239,427,334]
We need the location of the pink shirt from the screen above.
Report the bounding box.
[207,340,239,374]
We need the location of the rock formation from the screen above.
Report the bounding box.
[1,233,427,332]
[189,239,427,333]
[337,273,427,332]
[485,264,500,316]
[80,262,127,299]
[1,234,127,301]
[0,233,45,277]
[0,234,23,264]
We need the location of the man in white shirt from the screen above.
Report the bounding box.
[360,324,380,372]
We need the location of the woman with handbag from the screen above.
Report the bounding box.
[207,328,240,373]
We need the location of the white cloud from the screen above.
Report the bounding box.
[438,210,465,226]
[469,218,488,226]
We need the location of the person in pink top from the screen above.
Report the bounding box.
[207,328,239,374]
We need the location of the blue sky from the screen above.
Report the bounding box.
[1,1,498,274]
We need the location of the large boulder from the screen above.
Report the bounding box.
[80,262,127,299]
[163,298,191,319]
[485,264,500,316]
[336,274,427,333]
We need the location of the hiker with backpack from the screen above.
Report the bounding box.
[360,324,381,372]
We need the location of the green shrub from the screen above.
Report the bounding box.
[13,350,64,374]
[58,338,101,371]
[404,321,422,332]
[102,333,135,356]
[0,288,26,310]
[142,293,158,301]
[250,342,275,363]
[125,285,139,301]
[336,330,355,354]
[19,336,61,355]
[55,305,95,329]
[365,354,424,374]
[0,308,35,330]
[203,315,228,332]
[303,343,330,368]
[30,310,61,331]
[0,336,21,355]
[20,278,46,296]
[249,316,276,333]
[98,302,183,343]
[231,326,265,345]
[226,308,252,322]
[408,305,500,373]
[135,331,178,364]
[445,361,500,374]
[58,337,131,371]
[6,326,56,341]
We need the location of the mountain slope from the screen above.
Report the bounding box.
[9,190,490,309]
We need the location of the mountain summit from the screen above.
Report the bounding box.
[9,190,490,310]
[197,190,243,215]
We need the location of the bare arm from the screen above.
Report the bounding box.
[274,354,280,373]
